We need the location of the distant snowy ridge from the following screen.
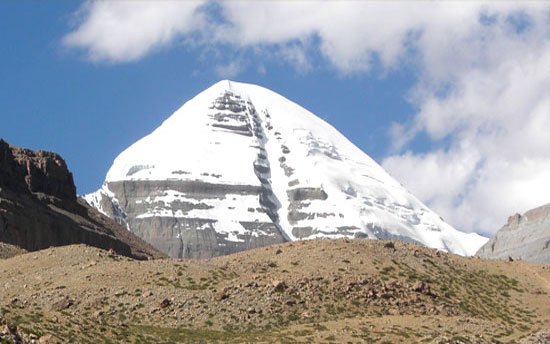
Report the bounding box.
[86,80,488,258]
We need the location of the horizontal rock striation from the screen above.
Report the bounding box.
[477,203,550,264]
[86,90,289,258]
[86,80,488,259]
[91,180,286,259]
[0,139,164,260]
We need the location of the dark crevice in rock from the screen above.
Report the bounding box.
[248,104,289,242]
[88,89,299,258]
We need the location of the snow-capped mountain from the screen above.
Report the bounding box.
[85,80,488,258]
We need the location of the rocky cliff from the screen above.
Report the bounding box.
[476,203,550,264]
[0,139,164,260]
[86,80,487,259]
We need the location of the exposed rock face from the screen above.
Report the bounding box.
[90,180,286,259]
[86,80,487,259]
[477,203,550,264]
[10,145,76,201]
[0,139,164,260]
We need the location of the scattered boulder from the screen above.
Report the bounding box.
[519,330,550,344]
[383,241,395,250]
[38,334,61,344]
[272,280,288,292]
[0,317,23,344]
[412,281,436,297]
[217,287,230,300]
[51,297,74,311]
[285,299,296,306]
[160,298,171,309]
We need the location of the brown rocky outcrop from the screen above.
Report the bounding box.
[0,316,24,344]
[11,147,76,201]
[0,139,164,260]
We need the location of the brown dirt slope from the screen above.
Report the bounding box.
[0,242,26,259]
[0,239,549,343]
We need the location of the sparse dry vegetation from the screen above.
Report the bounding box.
[0,239,549,343]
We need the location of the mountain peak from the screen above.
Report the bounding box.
[476,202,550,263]
[198,80,258,98]
[86,82,488,258]
[208,79,234,92]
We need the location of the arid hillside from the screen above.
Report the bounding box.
[1,239,549,343]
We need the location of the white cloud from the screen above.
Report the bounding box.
[63,1,206,62]
[382,7,550,234]
[216,1,428,73]
[63,1,550,234]
[277,44,312,73]
[214,60,243,78]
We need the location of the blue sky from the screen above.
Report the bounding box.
[1,1,549,235]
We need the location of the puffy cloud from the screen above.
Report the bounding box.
[63,1,206,62]
[216,1,430,72]
[63,1,550,234]
[382,7,550,233]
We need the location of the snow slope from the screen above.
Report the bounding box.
[86,80,488,257]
